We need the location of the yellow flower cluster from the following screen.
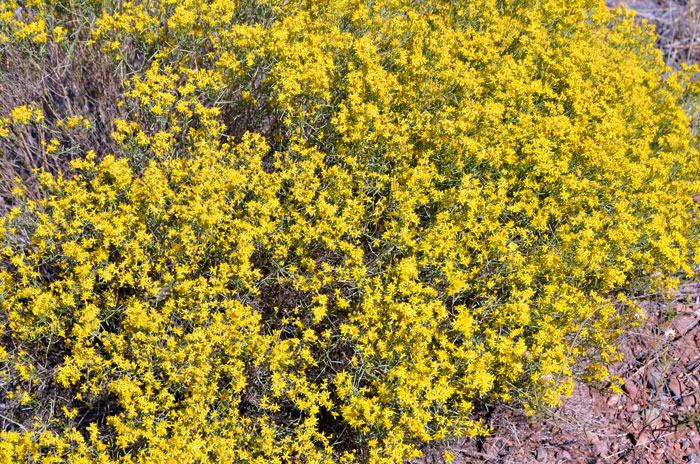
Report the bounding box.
[1,0,699,463]
[0,0,49,44]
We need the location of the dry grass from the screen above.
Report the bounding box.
[607,0,700,68]
[0,34,125,214]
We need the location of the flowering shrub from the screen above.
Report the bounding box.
[1,0,699,462]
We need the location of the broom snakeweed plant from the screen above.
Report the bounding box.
[0,0,699,462]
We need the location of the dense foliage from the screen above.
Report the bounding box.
[0,0,699,462]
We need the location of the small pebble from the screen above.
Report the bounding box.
[558,450,572,461]
[623,379,638,398]
[667,376,683,398]
[684,394,697,408]
[535,448,547,461]
[646,370,661,390]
